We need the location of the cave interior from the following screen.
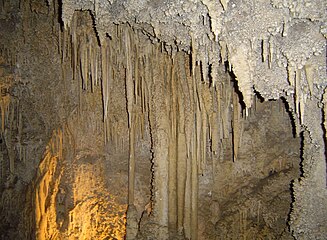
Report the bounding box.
[0,0,326,239]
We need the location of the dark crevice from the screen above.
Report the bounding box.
[321,97,327,187]
[281,97,297,138]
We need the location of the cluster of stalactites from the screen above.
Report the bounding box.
[117,28,246,238]
[59,12,101,92]
[60,19,246,161]
[58,13,247,238]
[218,24,323,133]
[0,46,24,176]
[287,62,314,127]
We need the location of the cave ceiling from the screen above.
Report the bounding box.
[61,0,326,107]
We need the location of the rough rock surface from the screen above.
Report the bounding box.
[0,0,326,239]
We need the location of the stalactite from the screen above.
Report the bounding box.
[183,53,194,239]
[168,56,178,235]
[217,84,224,141]
[189,59,201,240]
[191,34,197,77]
[299,87,305,125]
[67,27,72,71]
[268,37,274,69]
[304,64,314,96]
[72,15,78,81]
[62,26,66,63]
[125,27,134,129]
[287,65,295,86]
[201,108,207,171]
[5,112,14,174]
[101,38,110,122]
[128,116,135,205]
[174,53,189,235]
[282,17,288,37]
[232,90,240,161]
[148,44,170,237]
[89,39,95,92]
[0,150,3,183]
[191,127,198,240]
[95,47,100,86]
[295,69,301,119]
[262,39,267,63]
[58,24,62,56]
[176,103,187,234]
[80,40,87,90]
[223,83,231,139]
[123,26,137,211]
[0,95,10,133]
[211,110,219,155]
[17,104,23,162]
[219,0,228,10]
[134,45,139,105]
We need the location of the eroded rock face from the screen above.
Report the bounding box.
[0,0,326,239]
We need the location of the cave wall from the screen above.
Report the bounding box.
[0,0,326,239]
[0,1,72,238]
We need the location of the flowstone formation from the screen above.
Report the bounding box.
[0,0,326,239]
